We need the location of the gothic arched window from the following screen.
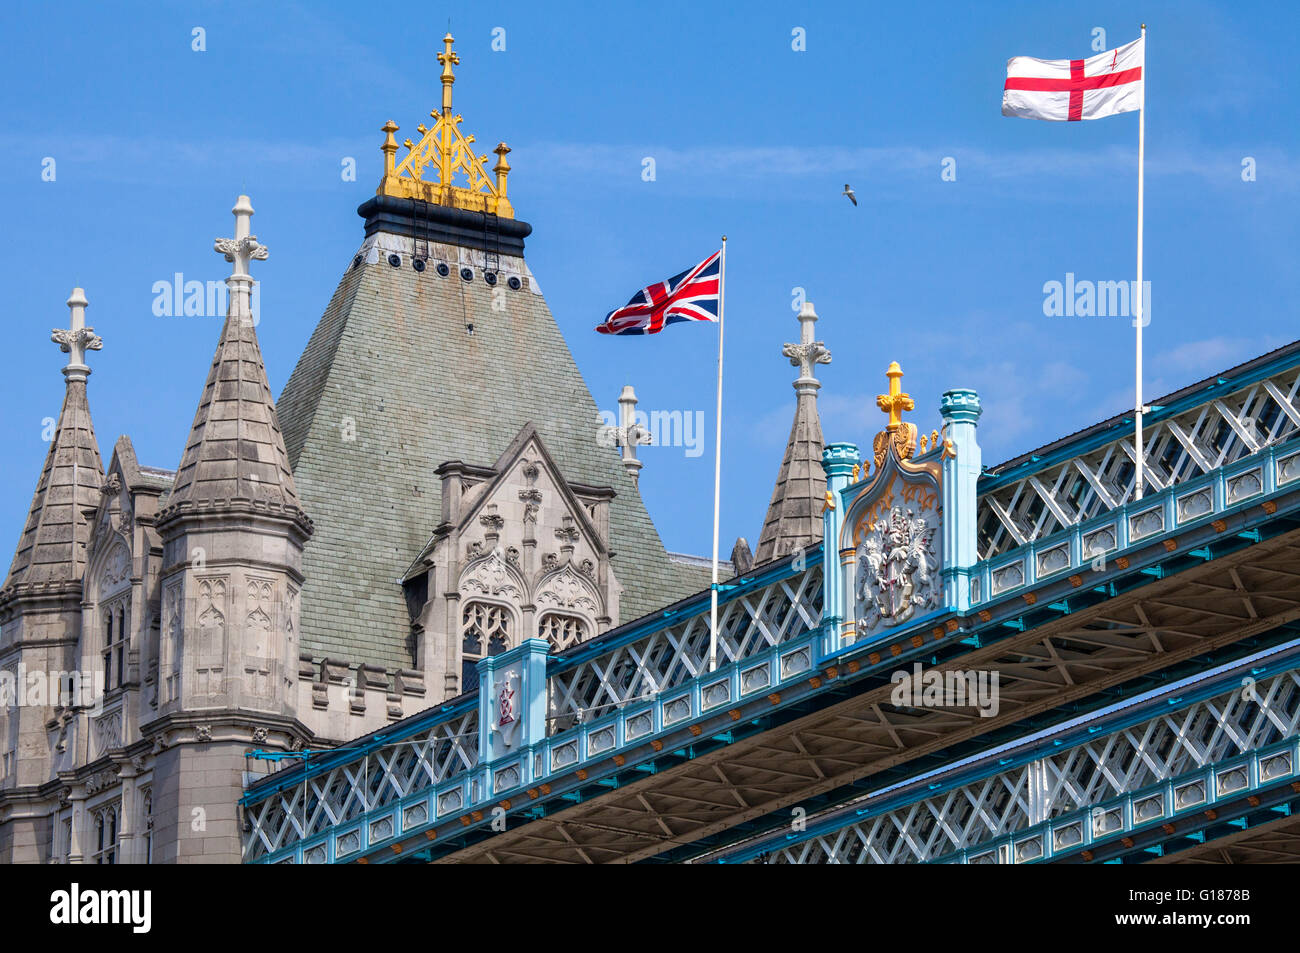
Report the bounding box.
[461,602,511,690]
[96,544,132,694]
[539,612,588,652]
[91,802,119,865]
[141,787,154,864]
[102,601,128,692]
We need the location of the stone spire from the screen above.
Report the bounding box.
[754,301,831,564]
[3,289,105,590]
[160,196,305,523]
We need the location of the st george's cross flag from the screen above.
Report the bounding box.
[1002,35,1144,121]
[595,250,721,335]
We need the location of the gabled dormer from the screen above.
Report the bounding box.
[81,436,173,725]
[404,423,621,699]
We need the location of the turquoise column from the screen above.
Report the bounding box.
[940,389,982,611]
[821,442,860,651]
[478,638,550,772]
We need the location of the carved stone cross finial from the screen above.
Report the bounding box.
[616,384,651,485]
[876,361,914,433]
[51,287,102,382]
[214,194,267,323]
[782,301,831,394]
[214,194,268,275]
[556,516,580,552]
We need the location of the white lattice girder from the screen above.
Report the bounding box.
[977,366,1300,559]
[244,710,478,861]
[757,668,1300,864]
[246,564,825,861]
[546,566,823,726]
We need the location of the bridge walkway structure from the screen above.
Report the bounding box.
[241,342,1300,864]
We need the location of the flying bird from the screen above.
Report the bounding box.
[842,183,857,206]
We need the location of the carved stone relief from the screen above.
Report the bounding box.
[195,578,227,696]
[855,505,939,631]
[460,552,522,600]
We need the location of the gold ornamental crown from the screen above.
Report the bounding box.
[376,33,514,218]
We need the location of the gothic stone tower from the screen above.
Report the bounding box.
[754,301,832,564]
[275,34,706,700]
[0,36,715,865]
[0,291,105,862]
[149,197,314,863]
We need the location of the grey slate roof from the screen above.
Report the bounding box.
[164,312,305,519]
[276,240,707,670]
[754,387,827,564]
[3,377,104,590]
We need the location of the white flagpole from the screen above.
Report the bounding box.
[1133,24,1147,500]
[709,237,727,673]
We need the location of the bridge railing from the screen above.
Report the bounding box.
[242,551,824,863]
[970,436,1300,604]
[546,560,824,732]
[242,703,479,863]
[727,641,1300,864]
[976,351,1300,561]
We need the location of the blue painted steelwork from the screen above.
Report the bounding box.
[710,639,1300,864]
[971,438,1300,606]
[242,368,1300,863]
[241,547,826,862]
[978,342,1300,496]
[975,343,1300,561]
[939,738,1299,865]
[243,457,1300,862]
[941,388,983,613]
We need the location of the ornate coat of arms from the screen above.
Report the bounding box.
[497,671,518,727]
[841,361,945,641]
[856,506,939,629]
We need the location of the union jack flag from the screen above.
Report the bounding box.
[595,251,721,335]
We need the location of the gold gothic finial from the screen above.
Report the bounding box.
[872,361,918,467]
[437,32,459,115]
[376,33,514,218]
[876,362,914,433]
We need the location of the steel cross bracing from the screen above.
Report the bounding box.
[972,439,1300,604]
[240,555,823,862]
[243,454,1300,863]
[715,645,1300,864]
[945,734,1300,865]
[416,514,1300,864]
[243,707,479,862]
[547,564,824,732]
[977,353,1300,561]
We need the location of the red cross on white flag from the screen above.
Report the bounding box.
[1000,27,1154,504]
[1002,36,1144,121]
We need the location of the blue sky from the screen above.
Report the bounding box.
[1,0,1296,561]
